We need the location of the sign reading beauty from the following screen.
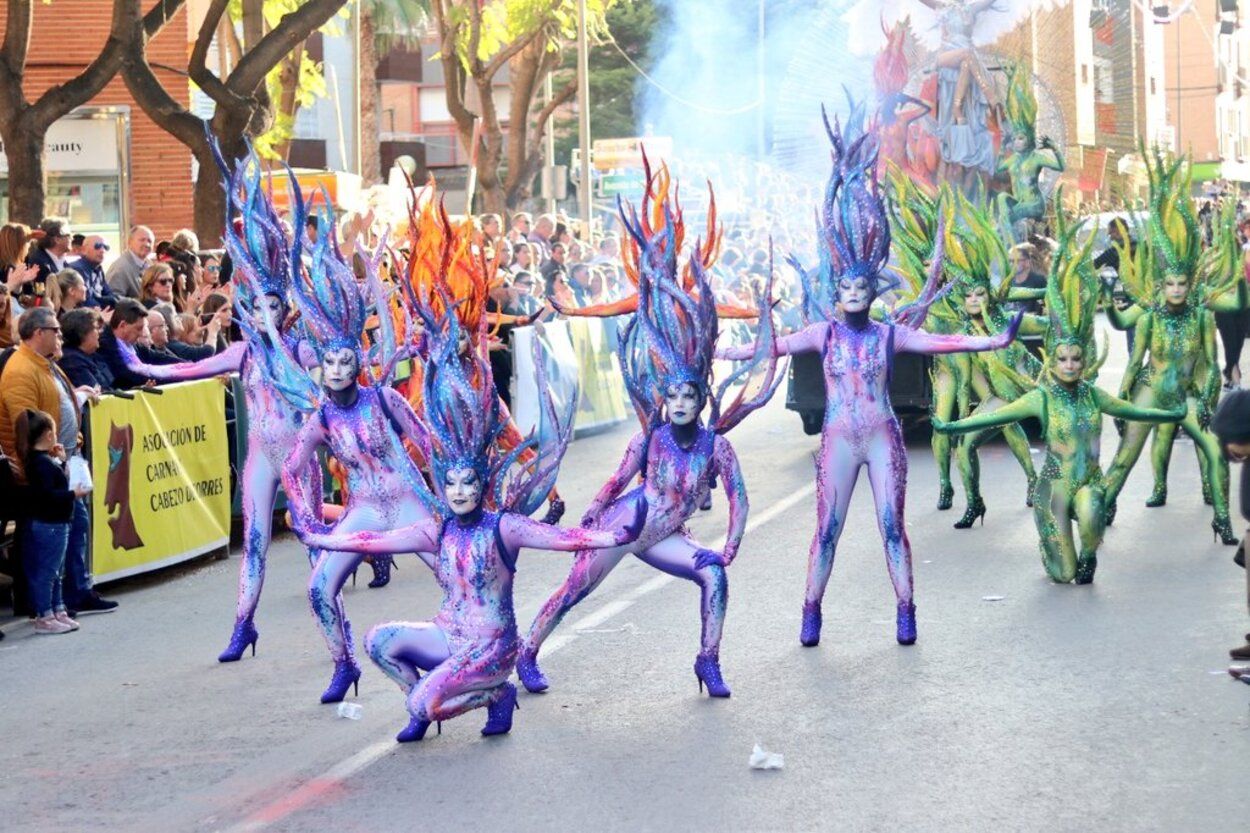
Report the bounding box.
[0,116,121,175]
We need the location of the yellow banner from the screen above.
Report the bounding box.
[88,380,230,582]
[567,318,629,430]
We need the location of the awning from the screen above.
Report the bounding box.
[1189,161,1223,182]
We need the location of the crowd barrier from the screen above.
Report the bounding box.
[85,379,231,583]
[512,318,630,435]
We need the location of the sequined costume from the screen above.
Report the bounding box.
[937,188,1049,527]
[293,308,645,742]
[1099,151,1242,544]
[253,194,439,704]
[117,145,321,663]
[993,62,1064,238]
[516,167,781,698]
[721,107,1022,647]
[934,207,1183,582]
[393,185,565,523]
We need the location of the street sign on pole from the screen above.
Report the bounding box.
[591,136,674,170]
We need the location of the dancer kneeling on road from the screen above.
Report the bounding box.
[292,308,643,743]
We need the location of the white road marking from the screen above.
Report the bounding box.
[220,481,817,832]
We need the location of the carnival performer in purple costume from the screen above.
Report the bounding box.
[119,145,322,664]
[253,198,439,705]
[516,172,783,698]
[721,108,1021,647]
[294,306,645,742]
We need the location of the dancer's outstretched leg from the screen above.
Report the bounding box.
[308,548,366,702]
[637,532,730,696]
[1180,399,1235,543]
[865,423,917,644]
[930,361,961,510]
[801,438,858,646]
[1103,389,1158,523]
[219,453,279,662]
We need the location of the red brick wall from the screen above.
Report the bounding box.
[0,1,195,238]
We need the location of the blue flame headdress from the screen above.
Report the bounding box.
[209,137,291,306]
[794,101,897,323]
[415,296,575,518]
[617,184,784,434]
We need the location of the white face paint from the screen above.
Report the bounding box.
[445,467,483,515]
[1053,343,1084,385]
[1163,272,1190,307]
[963,286,988,316]
[665,383,702,426]
[457,329,471,357]
[837,276,872,313]
[253,294,285,330]
[321,348,359,392]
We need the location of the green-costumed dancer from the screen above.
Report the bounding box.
[940,189,1049,528]
[1107,198,1245,510]
[887,168,970,511]
[994,63,1065,239]
[1100,150,1242,544]
[933,208,1184,583]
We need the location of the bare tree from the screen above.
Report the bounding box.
[118,0,347,244]
[0,0,185,223]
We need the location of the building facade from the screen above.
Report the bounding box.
[0,0,195,242]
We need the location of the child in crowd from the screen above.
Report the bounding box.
[17,409,90,635]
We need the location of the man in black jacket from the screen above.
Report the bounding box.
[1211,390,1250,665]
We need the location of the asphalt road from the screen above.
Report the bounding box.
[2,330,1247,833]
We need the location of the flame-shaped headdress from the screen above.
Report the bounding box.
[416,296,574,518]
[209,137,291,305]
[617,177,783,434]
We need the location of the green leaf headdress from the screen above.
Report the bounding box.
[1145,147,1199,283]
[1044,198,1104,378]
[941,185,1007,302]
[1004,62,1037,146]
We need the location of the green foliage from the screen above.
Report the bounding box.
[553,0,660,165]
[227,0,350,161]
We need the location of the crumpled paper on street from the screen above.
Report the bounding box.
[749,743,784,770]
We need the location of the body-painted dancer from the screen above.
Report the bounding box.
[258,200,439,704]
[940,190,1049,527]
[517,169,782,698]
[935,209,1183,582]
[722,108,1021,646]
[293,311,644,742]
[119,147,323,663]
[1099,151,1241,544]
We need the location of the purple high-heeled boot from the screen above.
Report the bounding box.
[693,652,731,698]
[515,648,549,693]
[218,619,259,663]
[800,601,822,646]
[896,602,917,645]
[481,683,519,736]
[320,659,362,703]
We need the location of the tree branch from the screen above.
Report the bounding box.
[1,0,32,84]
[188,0,240,109]
[432,0,478,133]
[28,0,187,132]
[227,0,345,98]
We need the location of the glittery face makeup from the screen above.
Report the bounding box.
[664,382,702,426]
[457,329,470,357]
[837,275,873,313]
[444,467,483,515]
[253,294,285,330]
[321,348,359,392]
[1052,343,1084,386]
[1163,272,1190,307]
[963,285,988,316]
